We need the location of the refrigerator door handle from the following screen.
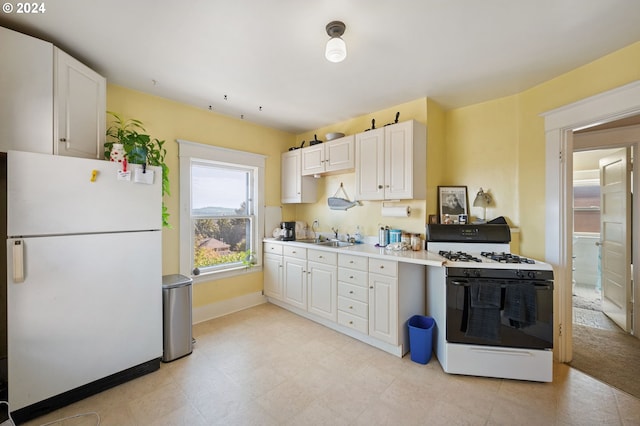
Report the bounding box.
[12,239,25,283]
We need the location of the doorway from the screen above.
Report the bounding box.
[572,147,632,332]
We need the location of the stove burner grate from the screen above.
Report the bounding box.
[480,251,535,264]
[438,250,482,263]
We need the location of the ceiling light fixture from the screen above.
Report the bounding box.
[325,21,347,63]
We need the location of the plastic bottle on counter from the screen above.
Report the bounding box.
[354,226,363,243]
[411,234,422,251]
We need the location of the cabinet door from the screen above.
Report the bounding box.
[325,135,354,173]
[355,128,385,200]
[0,27,53,154]
[264,254,283,300]
[281,151,302,203]
[307,261,337,322]
[283,257,307,310]
[281,150,317,204]
[384,121,413,199]
[301,145,325,176]
[55,48,106,159]
[368,273,398,345]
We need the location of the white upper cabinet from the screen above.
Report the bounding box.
[0,26,54,154]
[281,149,318,204]
[355,120,427,200]
[0,27,106,158]
[55,48,106,159]
[301,135,355,176]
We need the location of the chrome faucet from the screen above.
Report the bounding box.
[331,227,338,240]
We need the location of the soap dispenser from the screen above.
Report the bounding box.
[354,226,362,243]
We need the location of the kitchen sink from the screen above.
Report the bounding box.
[315,240,354,248]
[294,239,354,248]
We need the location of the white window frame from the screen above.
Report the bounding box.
[178,139,265,282]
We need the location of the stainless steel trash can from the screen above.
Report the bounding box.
[162,274,193,362]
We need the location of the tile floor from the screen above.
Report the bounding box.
[22,303,640,426]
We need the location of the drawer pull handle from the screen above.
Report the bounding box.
[370,286,374,289]
[350,276,354,279]
[349,321,353,325]
[379,265,384,269]
[349,290,354,294]
[319,255,324,259]
[349,306,353,309]
[349,260,354,264]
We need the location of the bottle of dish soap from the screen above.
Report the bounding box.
[354,226,362,243]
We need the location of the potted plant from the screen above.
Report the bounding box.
[104,111,171,227]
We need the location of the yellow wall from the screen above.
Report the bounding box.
[107,84,294,308]
[107,39,640,309]
[442,41,640,259]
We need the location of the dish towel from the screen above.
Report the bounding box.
[504,282,537,328]
[466,280,502,341]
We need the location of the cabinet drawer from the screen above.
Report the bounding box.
[338,282,368,303]
[337,268,367,287]
[338,311,368,334]
[307,249,337,265]
[369,258,397,277]
[338,296,368,319]
[338,254,368,271]
[283,245,306,259]
[264,242,283,256]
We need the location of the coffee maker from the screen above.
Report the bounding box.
[281,221,296,241]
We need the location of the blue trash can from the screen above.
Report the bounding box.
[408,315,435,364]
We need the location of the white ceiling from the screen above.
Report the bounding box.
[2,0,639,134]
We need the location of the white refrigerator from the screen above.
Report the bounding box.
[5,151,163,418]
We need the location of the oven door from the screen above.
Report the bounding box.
[446,276,553,349]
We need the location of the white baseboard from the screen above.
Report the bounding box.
[193,291,267,324]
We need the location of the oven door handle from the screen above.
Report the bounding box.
[450,280,554,290]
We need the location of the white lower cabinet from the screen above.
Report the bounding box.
[368,259,399,345]
[263,242,425,357]
[306,250,337,322]
[263,253,284,300]
[283,257,307,310]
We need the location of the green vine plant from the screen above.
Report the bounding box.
[104,111,171,227]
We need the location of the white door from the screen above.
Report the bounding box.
[599,148,631,331]
[355,128,385,200]
[301,145,325,176]
[385,121,413,199]
[263,254,283,300]
[325,135,355,173]
[368,273,398,344]
[54,48,106,159]
[307,261,337,321]
[283,257,307,310]
[7,231,162,410]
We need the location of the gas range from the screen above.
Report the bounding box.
[426,224,553,271]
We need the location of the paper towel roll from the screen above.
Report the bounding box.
[381,206,411,217]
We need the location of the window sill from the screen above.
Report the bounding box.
[190,264,263,284]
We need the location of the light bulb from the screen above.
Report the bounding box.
[325,37,347,63]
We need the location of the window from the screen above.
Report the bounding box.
[178,140,265,279]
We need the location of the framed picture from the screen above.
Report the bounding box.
[438,186,468,224]
[428,214,438,225]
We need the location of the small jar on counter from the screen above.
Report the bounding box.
[401,233,411,245]
[411,234,422,251]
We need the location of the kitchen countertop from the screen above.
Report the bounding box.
[263,238,445,267]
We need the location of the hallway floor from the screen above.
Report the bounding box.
[22,303,640,425]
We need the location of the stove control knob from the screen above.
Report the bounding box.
[462,269,470,277]
[515,270,525,279]
[528,271,537,279]
[473,270,482,278]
